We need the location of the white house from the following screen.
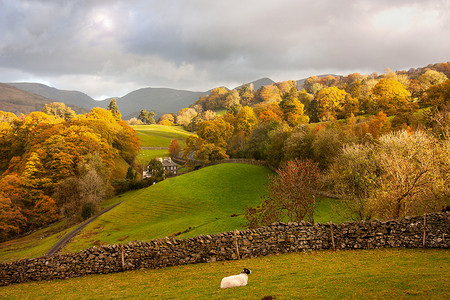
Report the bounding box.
[143,157,178,178]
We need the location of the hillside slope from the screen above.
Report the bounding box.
[0,83,56,115]
[7,82,100,112]
[115,87,207,118]
[64,163,273,252]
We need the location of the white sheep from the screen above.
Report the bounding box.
[220,268,252,288]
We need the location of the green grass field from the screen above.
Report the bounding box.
[132,124,193,148]
[63,163,274,253]
[0,221,75,262]
[137,149,170,164]
[1,248,448,299]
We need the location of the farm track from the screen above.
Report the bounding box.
[45,201,123,256]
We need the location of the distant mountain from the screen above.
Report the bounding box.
[2,77,281,118]
[234,77,276,91]
[7,82,100,111]
[115,87,207,119]
[0,83,60,115]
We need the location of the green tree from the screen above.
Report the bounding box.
[107,98,122,120]
[138,109,156,124]
[147,158,164,180]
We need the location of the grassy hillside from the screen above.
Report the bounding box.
[133,124,192,147]
[64,163,273,252]
[133,124,193,163]
[1,248,448,299]
[0,222,75,262]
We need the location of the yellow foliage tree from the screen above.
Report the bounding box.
[372,78,410,115]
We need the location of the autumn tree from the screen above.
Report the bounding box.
[0,107,140,231]
[158,113,175,126]
[0,195,27,241]
[194,142,229,163]
[42,102,76,120]
[32,195,59,226]
[418,69,448,91]
[282,125,315,162]
[53,176,83,219]
[276,80,297,96]
[245,159,320,228]
[371,78,410,115]
[264,123,291,167]
[368,111,390,139]
[315,86,348,121]
[237,83,255,105]
[224,90,241,109]
[176,107,198,128]
[193,87,228,111]
[254,103,283,125]
[234,106,258,136]
[256,85,282,103]
[196,118,234,148]
[330,130,449,220]
[279,88,309,126]
[421,79,450,109]
[169,139,181,157]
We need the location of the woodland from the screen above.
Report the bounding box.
[0,62,449,242]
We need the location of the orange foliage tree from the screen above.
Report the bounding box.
[0,107,140,235]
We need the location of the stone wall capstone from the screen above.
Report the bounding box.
[0,212,448,286]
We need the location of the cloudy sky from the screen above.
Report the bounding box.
[1,0,449,99]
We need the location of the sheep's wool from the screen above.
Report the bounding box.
[220,269,251,288]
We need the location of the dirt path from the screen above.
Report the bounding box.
[46,201,123,256]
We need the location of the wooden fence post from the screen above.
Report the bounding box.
[423,214,427,248]
[329,221,336,251]
[234,229,240,260]
[121,243,125,270]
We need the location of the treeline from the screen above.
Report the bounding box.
[176,64,448,165]
[176,63,449,222]
[0,103,140,241]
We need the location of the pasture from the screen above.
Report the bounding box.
[63,163,273,253]
[132,124,193,148]
[1,248,448,299]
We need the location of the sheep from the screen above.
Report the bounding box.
[220,268,252,288]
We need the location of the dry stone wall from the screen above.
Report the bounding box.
[1,212,448,286]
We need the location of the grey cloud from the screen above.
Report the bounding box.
[0,0,449,98]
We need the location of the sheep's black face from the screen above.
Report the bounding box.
[241,268,252,275]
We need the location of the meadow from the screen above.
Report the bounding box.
[63,163,274,253]
[1,248,448,299]
[132,124,192,148]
